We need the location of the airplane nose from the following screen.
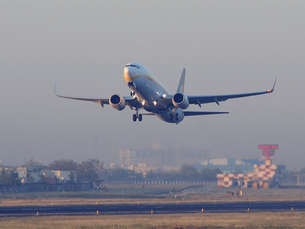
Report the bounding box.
[124,67,134,81]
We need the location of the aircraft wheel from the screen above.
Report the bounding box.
[132,114,137,122]
[169,113,174,121]
[138,114,142,122]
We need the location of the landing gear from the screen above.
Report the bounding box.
[132,106,142,122]
[132,114,142,122]
[133,114,137,122]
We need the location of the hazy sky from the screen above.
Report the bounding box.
[0,1,304,169]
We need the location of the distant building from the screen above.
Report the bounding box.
[119,148,212,170]
[27,168,42,183]
[16,167,27,183]
[195,157,263,174]
[17,168,75,184]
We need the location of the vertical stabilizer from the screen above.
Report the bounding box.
[177,68,186,93]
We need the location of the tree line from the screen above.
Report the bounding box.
[104,164,222,182]
[0,158,103,185]
[1,159,222,185]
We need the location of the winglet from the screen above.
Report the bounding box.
[267,78,277,93]
[177,68,186,93]
[54,82,58,96]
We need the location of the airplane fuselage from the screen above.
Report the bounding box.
[124,63,184,123]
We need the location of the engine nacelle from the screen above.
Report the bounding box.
[172,93,189,109]
[109,94,126,111]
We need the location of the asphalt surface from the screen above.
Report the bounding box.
[0,201,305,217]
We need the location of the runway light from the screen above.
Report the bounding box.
[292,207,293,211]
[151,210,153,214]
[97,210,99,215]
[36,212,39,216]
[248,208,250,212]
[201,209,204,212]
[153,101,157,105]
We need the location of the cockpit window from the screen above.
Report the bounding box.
[125,64,140,69]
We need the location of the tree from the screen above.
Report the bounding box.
[180,164,199,181]
[146,170,156,179]
[23,158,44,168]
[111,168,129,180]
[76,158,103,182]
[0,169,20,185]
[200,168,222,181]
[48,159,77,171]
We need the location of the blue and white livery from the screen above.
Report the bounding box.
[55,63,276,124]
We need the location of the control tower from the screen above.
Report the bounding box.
[258,144,278,165]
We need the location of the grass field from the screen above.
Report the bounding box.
[1,212,305,228]
[1,184,305,228]
[1,184,305,206]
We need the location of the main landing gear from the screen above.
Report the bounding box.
[133,113,142,122]
[132,106,142,122]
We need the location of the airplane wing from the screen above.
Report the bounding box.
[188,78,276,106]
[54,83,138,108]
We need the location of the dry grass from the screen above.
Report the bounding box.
[1,186,305,228]
[1,185,305,206]
[0,211,305,228]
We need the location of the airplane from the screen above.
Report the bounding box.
[54,63,276,124]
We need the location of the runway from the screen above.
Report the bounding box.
[0,201,305,217]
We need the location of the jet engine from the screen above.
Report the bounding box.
[172,93,189,109]
[109,94,126,111]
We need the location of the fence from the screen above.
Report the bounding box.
[105,180,216,185]
[0,182,92,193]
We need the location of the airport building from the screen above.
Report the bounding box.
[217,144,285,188]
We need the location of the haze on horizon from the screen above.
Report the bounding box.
[0,1,304,169]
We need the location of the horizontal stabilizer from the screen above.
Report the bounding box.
[184,111,229,116]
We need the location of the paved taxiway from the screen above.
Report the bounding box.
[0,201,305,217]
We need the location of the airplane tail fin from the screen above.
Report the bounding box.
[176,68,186,93]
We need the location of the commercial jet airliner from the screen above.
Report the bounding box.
[54,63,276,124]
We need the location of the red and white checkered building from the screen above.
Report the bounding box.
[217,163,281,188]
[217,144,282,188]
